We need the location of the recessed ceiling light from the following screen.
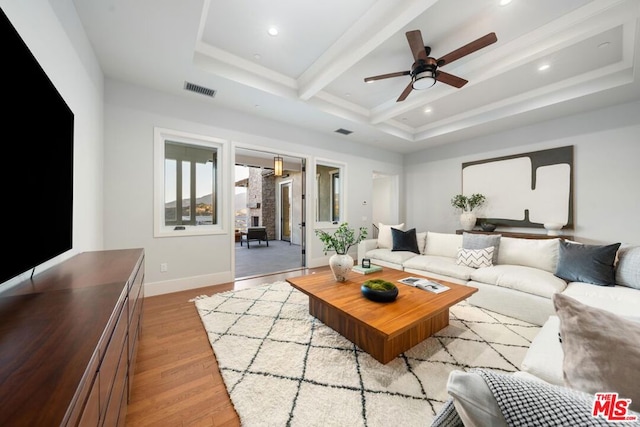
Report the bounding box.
[538,64,550,72]
[267,27,278,36]
[499,0,512,5]
[424,107,432,114]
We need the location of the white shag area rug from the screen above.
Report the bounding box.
[194,281,540,427]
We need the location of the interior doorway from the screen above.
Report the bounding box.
[372,172,400,235]
[234,148,305,279]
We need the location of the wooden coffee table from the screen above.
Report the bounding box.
[287,268,477,364]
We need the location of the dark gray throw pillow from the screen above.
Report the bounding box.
[463,232,501,264]
[391,227,420,254]
[555,240,621,286]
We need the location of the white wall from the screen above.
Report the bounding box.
[8,0,637,296]
[404,100,640,245]
[372,174,399,226]
[103,79,403,295]
[1,0,105,287]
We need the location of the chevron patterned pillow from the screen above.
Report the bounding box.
[456,246,494,268]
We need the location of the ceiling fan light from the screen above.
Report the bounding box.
[412,70,436,90]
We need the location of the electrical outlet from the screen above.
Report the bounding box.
[160,263,168,272]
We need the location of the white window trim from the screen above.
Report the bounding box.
[154,127,228,237]
[314,158,347,229]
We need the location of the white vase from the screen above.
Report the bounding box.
[460,211,477,231]
[544,222,563,236]
[329,253,353,282]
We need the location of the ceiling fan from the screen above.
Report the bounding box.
[364,30,498,102]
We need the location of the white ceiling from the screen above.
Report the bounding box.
[73,0,640,154]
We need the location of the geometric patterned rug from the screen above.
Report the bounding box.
[194,281,540,427]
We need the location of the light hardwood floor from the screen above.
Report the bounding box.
[125,267,328,426]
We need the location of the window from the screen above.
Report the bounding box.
[331,170,340,222]
[315,161,344,224]
[154,128,226,237]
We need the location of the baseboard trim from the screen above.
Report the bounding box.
[144,271,233,296]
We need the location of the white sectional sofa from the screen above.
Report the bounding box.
[363,227,640,425]
[372,227,640,425]
[357,229,640,326]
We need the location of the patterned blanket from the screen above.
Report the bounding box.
[432,369,640,427]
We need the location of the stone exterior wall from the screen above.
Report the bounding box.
[262,174,276,240]
[247,168,262,227]
[246,168,276,240]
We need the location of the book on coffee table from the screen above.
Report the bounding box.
[398,277,450,293]
[417,282,450,293]
[352,265,383,274]
[398,276,426,286]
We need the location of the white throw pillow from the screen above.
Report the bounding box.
[425,232,463,258]
[377,223,403,249]
[463,232,501,264]
[456,246,494,268]
[616,245,640,289]
[447,370,508,427]
[520,315,565,385]
[497,237,560,272]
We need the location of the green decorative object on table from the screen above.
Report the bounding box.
[361,279,398,302]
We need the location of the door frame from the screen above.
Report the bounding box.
[277,179,293,241]
[232,144,308,278]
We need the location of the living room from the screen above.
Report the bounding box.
[2,0,638,293]
[2,0,640,425]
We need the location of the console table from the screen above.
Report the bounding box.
[0,249,144,426]
[456,229,574,240]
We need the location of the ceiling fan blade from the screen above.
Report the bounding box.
[364,71,410,83]
[406,30,428,61]
[436,71,468,88]
[437,32,497,67]
[397,81,414,102]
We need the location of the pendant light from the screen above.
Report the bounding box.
[274,156,283,177]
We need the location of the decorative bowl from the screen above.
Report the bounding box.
[481,223,497,232]
[361,279,398,302]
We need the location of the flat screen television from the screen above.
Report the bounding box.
[1,8,74,286]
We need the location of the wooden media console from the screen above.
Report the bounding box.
[0,249,145,426]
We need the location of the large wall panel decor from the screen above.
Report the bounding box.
[462,146,573,228]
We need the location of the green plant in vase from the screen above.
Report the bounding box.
[451,193,486,231]
[450,193,486,212]
[315,222,367,281]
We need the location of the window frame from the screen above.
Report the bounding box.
[154,127,227,237]
[314,159,346,228]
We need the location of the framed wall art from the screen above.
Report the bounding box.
[462,146,574,228]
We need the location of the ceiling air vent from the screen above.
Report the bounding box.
[184,81,216,98]
[335,128,353,135]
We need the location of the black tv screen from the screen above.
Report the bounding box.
[1,8,74,286]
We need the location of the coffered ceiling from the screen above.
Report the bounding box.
[74,0,640,153]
